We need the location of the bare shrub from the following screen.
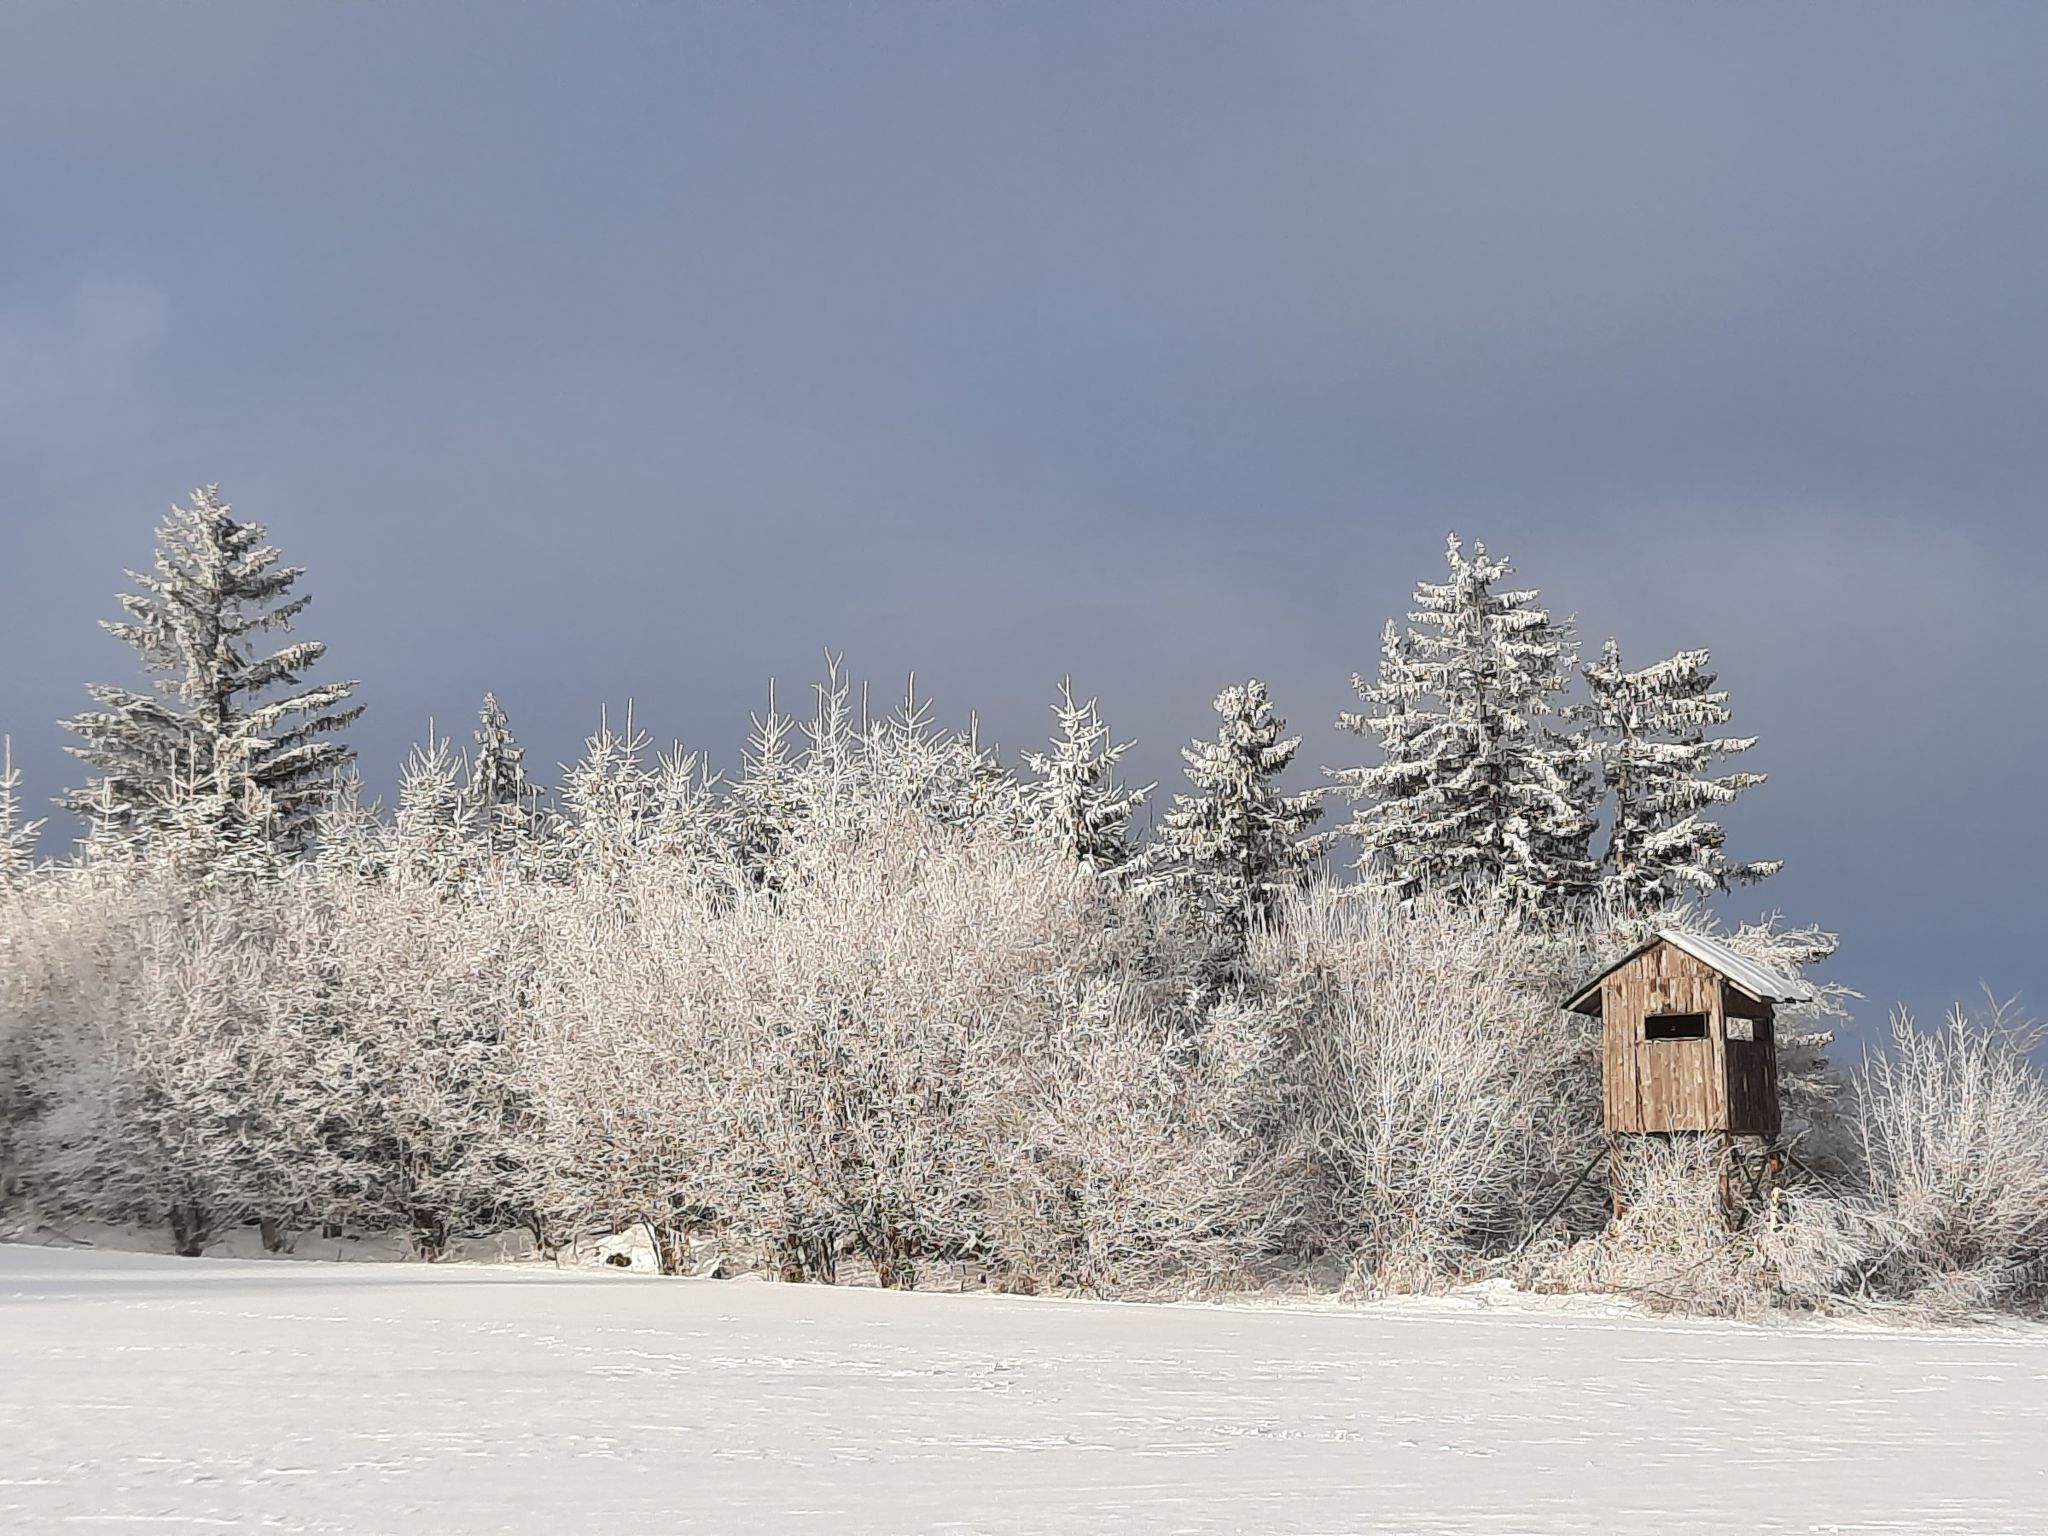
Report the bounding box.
[265,869,547,1254]
[0,867,149,1218]
[985,988,1291,1295]
[1526,1138,1877,1317]
[0,870,307,1250]
[1854,1000,2048,1313]
[504,815,1278,1292]
[1255,888,1605,1287]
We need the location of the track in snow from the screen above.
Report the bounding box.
[2,1243,2043,1534]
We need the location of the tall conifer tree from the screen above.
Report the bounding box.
[464,693,539,855]
[1138,680,1330,942]
[1021,679,1153,872]
[63,486,360,854]
[1576,640,1780,910]
[0,738,43,886]
[1333,534,1594,905]
[726,695,805,893]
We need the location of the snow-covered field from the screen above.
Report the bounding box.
[2,1244,2043,1535]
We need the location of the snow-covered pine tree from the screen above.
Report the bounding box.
[1332,534,1595,907]
[1575,639,1781,910]
[394,727,477,890]
[855,679,1023,838]
[725,693,806,893]
[1021,679,1153,872]
[0,737,45,886]
[62,486,361,855]
[558,709,659,886]
[463,693,540,857]
[1137,680,1332,942]
[153,751,283,889]
[645,744,723,877]
[798,655,861,812]
[311,771,388,884]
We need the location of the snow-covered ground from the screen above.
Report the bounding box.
[2,1244,2043,1534]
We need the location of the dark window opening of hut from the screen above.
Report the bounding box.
[1644,1012,1709,1040]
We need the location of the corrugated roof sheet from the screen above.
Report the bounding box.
[1658,929,1816,1005]
[1563,928,1817,1014]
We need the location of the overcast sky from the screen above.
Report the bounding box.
[3,3,2044,1030]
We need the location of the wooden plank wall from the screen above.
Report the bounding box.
[1602,942,1727,1134]
[1722,1008,1781,1137]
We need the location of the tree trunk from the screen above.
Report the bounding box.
[167,1202,208,1258]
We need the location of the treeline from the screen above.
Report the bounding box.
[1,486,2044,1318]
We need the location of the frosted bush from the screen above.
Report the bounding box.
[1855,1001,2048,1313]
[1527,1138,1878,1317]
[3,648,2036,1322]
[1254,888,1605,1287]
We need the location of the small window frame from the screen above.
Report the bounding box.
[1644,1011,1710,1042]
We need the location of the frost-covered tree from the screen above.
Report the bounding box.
[463,693,540,855]
[1575,640,1781,910]
[863,683,1020,834]
[63,486,360,854]
[1137,680,1331,942]
[725,694,806,893]
[558,710,659,886]
[1333,534,1595,906]
[0,738,44,886]
[311,771,388,884]
[1021,680,1153,872]
[152,753,283,889]
[394,728,476,890]
[644,745,723,874]
[799,656,861,809]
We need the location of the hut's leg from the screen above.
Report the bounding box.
[1744,1142,1771,1204]
[1609,1138,1626,1221]
[1718,1133,1735,1227]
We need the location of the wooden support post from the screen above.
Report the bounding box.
[1519,1140,1614,1250]
[1739,1141,1775,1206]
[1718,1132,1735,1227]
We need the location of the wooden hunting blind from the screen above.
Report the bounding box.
[1563,930,1815,1139]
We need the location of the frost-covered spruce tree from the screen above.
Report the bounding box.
[153,750,284,888]
[63,486,361,855]
[864,683,1021,833]
[725,694,806,892]
[1021,679,1153,872]
[463,693,540,856]
[1137,680,1331,943]
[1575,640,1781,910]
[394,728,476,890]
[558,709,660,886]
[1333,534,1595,906]
[645,744,723,875]
[797,655,863,813]
[0,737,45,885]
[311,771,388,883]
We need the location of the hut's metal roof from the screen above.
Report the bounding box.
[1562,928,1818,1015]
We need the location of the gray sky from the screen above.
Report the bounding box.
[4,3,2044,1032]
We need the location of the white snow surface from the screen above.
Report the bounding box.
[2,1244,2044,1535]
